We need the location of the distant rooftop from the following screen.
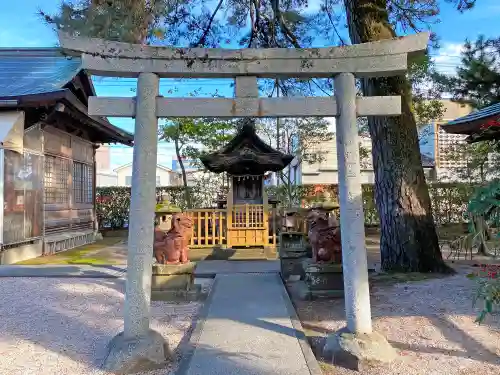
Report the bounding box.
[441,102,500,142]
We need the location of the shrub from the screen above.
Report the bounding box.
[97,183,474,229]
[467,264,500,323]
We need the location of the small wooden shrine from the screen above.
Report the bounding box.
[200,119,293,247]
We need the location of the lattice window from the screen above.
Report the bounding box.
[44,156,70,204]
[73,162,83,203]
[73,162,93,204]
[437,126,468,169]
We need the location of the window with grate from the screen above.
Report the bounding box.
[44,155,70,204]
[73,162,94,204]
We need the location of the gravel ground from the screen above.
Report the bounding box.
[0,277,213,375]
[295,268,500,375]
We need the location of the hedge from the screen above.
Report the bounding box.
[96,183,475,229]
[96,186,187,230]
[267,183,475,226]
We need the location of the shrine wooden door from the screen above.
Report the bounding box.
[227,204,268,248]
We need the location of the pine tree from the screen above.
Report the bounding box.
[434,35,500,109]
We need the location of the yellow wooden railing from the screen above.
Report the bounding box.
[231,204,265,228]
[186,205,278,248]
[186,209,226,248]
[185,205,337,249]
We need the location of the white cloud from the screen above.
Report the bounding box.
[431,42,465,75]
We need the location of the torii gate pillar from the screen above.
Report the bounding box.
[323,73,397,368]
[102,73,172,374]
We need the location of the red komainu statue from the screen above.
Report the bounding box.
[306,209,342,263]
[154,213,193,264]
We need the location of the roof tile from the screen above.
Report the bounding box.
[0,48,82,97]
[443,102,500,127]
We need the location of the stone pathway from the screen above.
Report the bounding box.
[179,273,321,375]
[194,260,280,276]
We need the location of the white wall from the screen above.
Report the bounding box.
[300,135,375,185]
[301,170,375,185]
[116,165,175,186]
[96,172,118,187]
[157,169,172,186]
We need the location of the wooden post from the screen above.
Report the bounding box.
[262,176,270,247]
[226,176,233,248]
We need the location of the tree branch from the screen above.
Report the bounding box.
[248,0,260,48]
[309,79,332,96]
[271,0,301,48]
[389,1,422,33]
[194,0,224,47]
[323,5,347,46]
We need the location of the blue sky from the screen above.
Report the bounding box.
[2,0,500,168]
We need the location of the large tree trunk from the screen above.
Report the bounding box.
[344,0,453,273]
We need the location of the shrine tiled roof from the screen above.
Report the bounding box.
[441,102,500,142]
[0,48,82,97]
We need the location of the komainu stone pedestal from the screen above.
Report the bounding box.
[102,329,171,374]
[151,262,204,302]
[323,327,397,371]
[299,259,344,300]
[279,232,308,281]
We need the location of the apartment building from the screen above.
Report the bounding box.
[300,129,376,184]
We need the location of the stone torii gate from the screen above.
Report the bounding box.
[58,32,428,372]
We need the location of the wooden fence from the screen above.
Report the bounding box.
[186,205,279,248]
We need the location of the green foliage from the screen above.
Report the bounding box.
[467,179,500,226]
[43,1,478,50]
[266,184,310,211]
[161,118,234,166]
[408,54,446,128]
[96,186,186,229]
[465,181,500,323]
[97,183,474,230]
[467,265,500,324]
[463,180,500,256]
[40,0,174,44]
[159,117,234,207]
[269,183,473,225]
